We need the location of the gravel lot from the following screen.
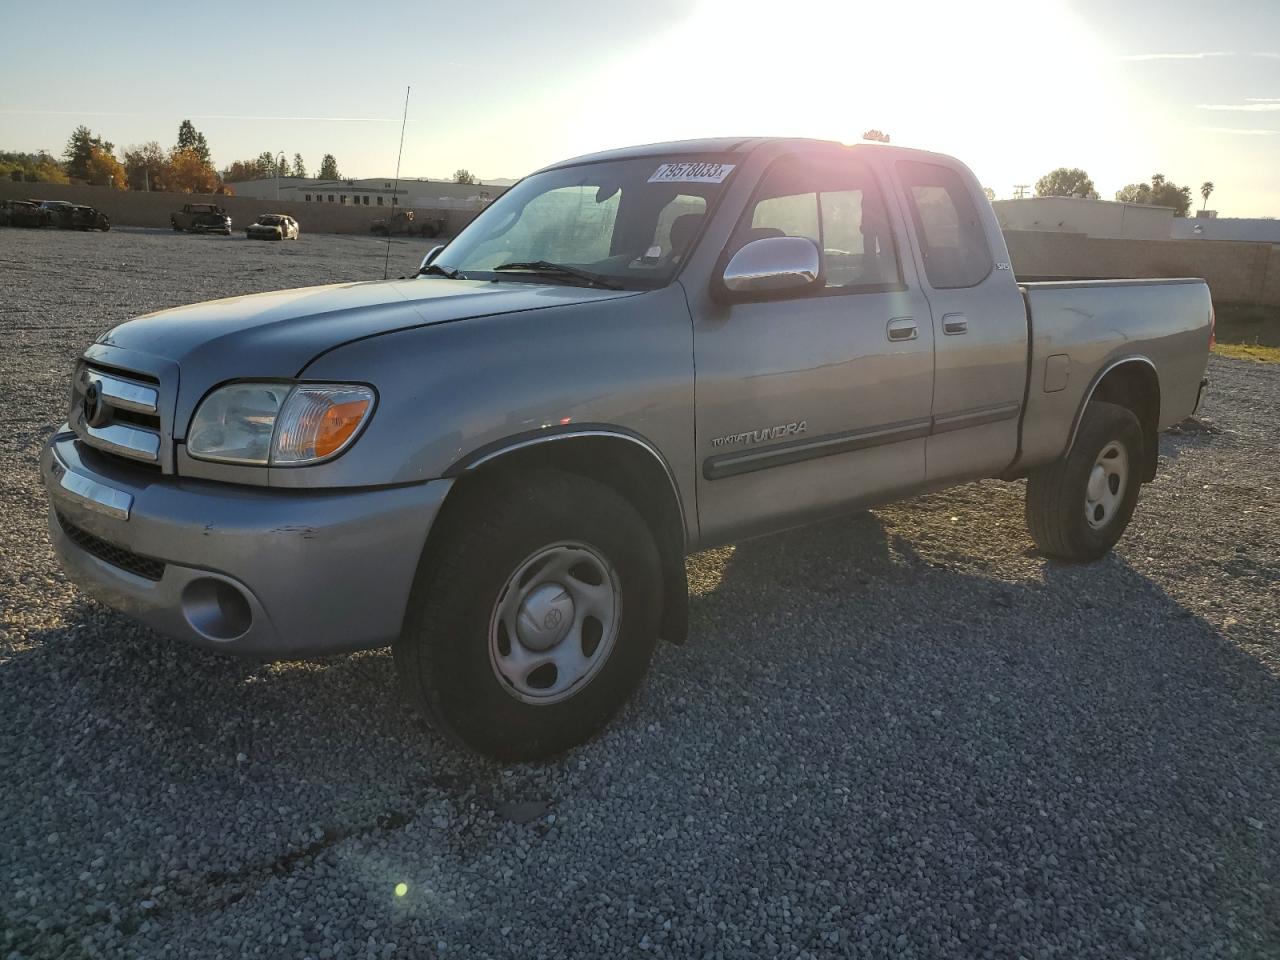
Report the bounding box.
[2,227,1278,959]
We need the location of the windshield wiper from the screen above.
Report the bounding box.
[492,260,623,290]
[418,262,459,279]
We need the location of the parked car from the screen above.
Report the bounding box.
[246,214,299,241]
[370,209,445,238]
[42,138,1212,761]
[170,203,231,235]
[1,200,52,227]
[46,202,111,232]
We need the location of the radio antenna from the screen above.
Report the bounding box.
[383,84,411,280]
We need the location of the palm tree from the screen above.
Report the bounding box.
[1200,181,1214,212]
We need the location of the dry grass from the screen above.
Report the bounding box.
[1213,342,1280,363]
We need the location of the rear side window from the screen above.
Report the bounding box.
[898,160,993,289]
[734,155,902,291]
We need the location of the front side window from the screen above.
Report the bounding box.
[732,154,901,291]
[898,160,993,289]
[434,156,737,289]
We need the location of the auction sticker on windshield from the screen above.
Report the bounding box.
[648,162,735,184]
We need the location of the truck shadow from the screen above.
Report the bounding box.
[5,485,1278,948]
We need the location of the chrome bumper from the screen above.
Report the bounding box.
[41,431,451,658]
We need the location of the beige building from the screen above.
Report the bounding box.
[992,197,1174,240]
[226,176,507,211]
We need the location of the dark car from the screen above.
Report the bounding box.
[39,201,111,231]
[171,203,232,235]
[370,209,446,238]
[0,200,52,227]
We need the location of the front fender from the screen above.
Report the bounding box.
[287,286,698,509]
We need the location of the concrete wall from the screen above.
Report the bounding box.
[993,197,1174,240]
[1005,230,1280,306]
[0,181,479,236]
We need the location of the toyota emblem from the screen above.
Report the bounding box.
[542,608,563,630]
[82,380,108,428]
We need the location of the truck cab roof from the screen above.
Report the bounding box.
[537,137,960,173]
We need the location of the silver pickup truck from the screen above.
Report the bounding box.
[42,138,1212,759]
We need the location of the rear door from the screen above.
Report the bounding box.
[692,150,935,544]
[895,159,1028,481]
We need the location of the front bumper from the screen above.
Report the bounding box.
[41,431,451,658]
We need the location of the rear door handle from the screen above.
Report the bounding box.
[886,318,917,342]
[942,313,968,335]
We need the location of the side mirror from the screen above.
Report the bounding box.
[419,244,444,273]
[720,236,820,298]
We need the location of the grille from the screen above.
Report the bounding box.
[56,511,166,582]
[70,363,164,470]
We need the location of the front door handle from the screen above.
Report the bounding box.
[942,313,968,335]
[886,317,917,342]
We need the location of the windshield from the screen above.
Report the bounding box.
[432,155,737,289]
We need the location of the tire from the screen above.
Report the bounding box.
[1025,401,1144,561]
[395,470,663,760]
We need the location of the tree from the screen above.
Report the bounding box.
[223,159,264,182]
[292,153,307,178]
[123,141,166,190]
[83,144,128,189]
[1034,167,1098,200]
[0,151,69,184]
[176,120,211,164]
[1200,181,1214,212]
[453,168,477,185]
[317,154,340,180]
[982,186,996,201]
[63,125,114,181]
[861,129,891,143]
[165,147,220,194]
[253,151,289,177]
[1115,173,1192,217]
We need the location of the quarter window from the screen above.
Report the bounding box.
[734,155,901,290]
[898,160,993,289]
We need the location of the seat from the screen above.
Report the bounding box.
[667,212,705,263]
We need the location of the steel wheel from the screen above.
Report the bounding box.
[1084,440,1128,529]
[488,541,621,705]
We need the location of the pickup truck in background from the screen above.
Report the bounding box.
[42,138,1212,759]
[170,203,231,235]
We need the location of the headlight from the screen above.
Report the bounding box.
[188,382,375,466]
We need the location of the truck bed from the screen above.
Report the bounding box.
[1016,278,1212,470]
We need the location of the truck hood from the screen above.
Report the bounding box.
[92,278,637,433]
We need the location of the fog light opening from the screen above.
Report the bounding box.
[181,577,252,641]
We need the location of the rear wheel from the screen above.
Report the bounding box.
[1025,401,1144,561]
[395,471,662,760]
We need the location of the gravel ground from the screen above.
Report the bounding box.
[2,227,1278,959]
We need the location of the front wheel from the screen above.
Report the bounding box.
[395,471,663,760]
[1025,401,1144,561]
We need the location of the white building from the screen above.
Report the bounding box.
[226,176,507,211]
[992,196,1174,240]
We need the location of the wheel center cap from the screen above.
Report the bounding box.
[516,583,574,651]
[1086,464,1108,501]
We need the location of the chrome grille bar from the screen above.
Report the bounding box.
[78,420,161,463]
[94,371,159,415]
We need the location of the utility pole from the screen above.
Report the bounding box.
[1013,184,1030,199]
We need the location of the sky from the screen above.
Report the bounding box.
[1,0,1277,215]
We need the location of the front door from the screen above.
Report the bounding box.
[692,150,935,544]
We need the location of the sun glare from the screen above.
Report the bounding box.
[554,0,1121,195]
